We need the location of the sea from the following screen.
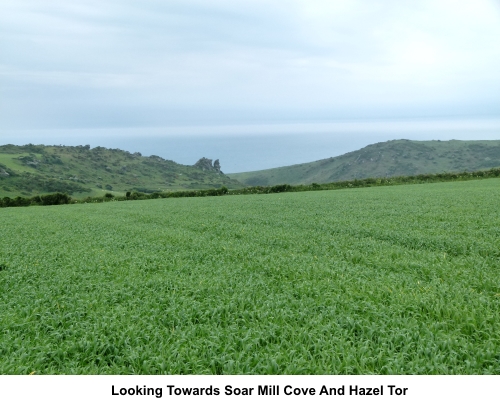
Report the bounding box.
[1,118,499,173]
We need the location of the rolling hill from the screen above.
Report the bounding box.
[0,144,243,198]
[228,139,500,186]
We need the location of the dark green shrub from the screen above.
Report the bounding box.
[38,193,71,206]
[269,184,292,193]
[0,197,10,207]
[13,196,31,207]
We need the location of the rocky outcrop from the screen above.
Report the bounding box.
[213,159,221,173]
[193,157,222,173]
[0,169,9,177]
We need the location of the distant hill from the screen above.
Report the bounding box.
[0,144,243,198]
[228,139,500,186]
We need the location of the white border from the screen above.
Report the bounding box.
[1,375,498,405]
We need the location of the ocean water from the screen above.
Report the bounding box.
[1,119,499,173]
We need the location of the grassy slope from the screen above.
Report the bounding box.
[1,178,499,374]
[0,144,243,198]
[228,139,500,186]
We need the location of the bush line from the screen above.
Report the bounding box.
[2,167,500,208]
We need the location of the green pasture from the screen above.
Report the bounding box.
[1,179,499,374]
[0,154,39,174]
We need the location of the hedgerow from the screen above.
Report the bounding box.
[1,167,499,208]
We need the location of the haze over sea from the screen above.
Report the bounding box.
[3,1,500,174]
[1,118,499,173]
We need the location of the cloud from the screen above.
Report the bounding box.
[1,0,500,130]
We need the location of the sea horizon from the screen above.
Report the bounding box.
[1,116,499,173]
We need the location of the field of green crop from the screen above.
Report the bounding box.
[1,179,499,374]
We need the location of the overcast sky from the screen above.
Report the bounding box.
[1,0,500,133]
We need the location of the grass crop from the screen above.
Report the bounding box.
[1,179,499,374]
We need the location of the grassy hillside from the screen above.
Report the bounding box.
[228,139,500,186]
[0,144,243,198]
[1,178,499,374]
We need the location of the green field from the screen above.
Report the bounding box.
[1,179,499,374]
